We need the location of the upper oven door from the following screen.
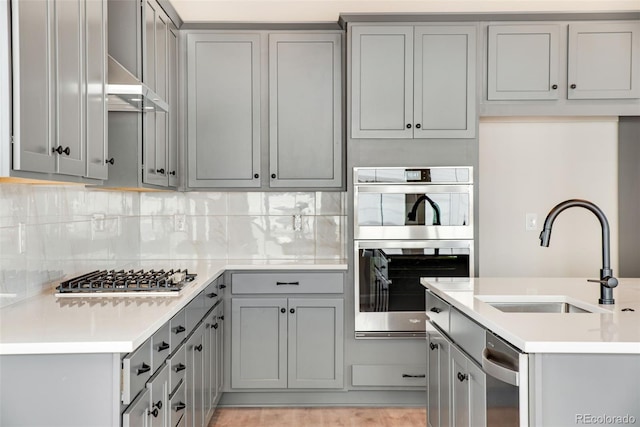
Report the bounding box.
[354,182,474,240]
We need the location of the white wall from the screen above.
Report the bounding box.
[478,117,618,277]
[169,0,640,22]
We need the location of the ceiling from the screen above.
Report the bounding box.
[167,0,640,23]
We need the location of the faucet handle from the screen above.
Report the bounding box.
[587,276,619,288]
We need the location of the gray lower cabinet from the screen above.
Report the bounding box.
[427,332,451,427]
[231,297,344,389]
[123,387,152,427]
[186,322,206,427]
[11,0,108,180]
[450,345,486,427]
[186,31,344,190]
[487,21,640,101]
[350,24,476,139]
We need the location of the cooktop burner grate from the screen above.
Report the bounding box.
[55,269,197,295]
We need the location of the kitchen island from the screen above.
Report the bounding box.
[421,277,640,427]
[0,259,347,427]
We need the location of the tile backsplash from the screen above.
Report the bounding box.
[0,185,346,307]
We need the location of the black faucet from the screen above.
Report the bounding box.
[539,199,618,304]
[407,195,441,225]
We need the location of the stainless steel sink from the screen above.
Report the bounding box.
[487,301,592,313]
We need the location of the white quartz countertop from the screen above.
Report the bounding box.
[0,259,347,355]
[421,277,640,354]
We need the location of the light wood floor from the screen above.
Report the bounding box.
[208,407,426,427]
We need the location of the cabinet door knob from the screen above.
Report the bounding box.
[415,124,421,129]
[174,402,186,412]
[406,124,412,129]
[157,341,170,352]
[156,168,165,175]
[150,407,159,417]
[169,170,176,176]
[194,344,203,352]
[254,173,259,179]
[213,323,219,329]
[457,372,468,382]
[570,84,577,89]
[174,363,186,373]
[136,362,151,376]
[105,157,115,165]
[52,146,71,155]
[271,173,276,179]
[280,308,286,313]
[174,325,186,334]
[290,308,295,314]
[551,84,558,90]
[429,342,438,350]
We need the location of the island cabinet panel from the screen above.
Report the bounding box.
[450,345,486,427]
[187,33,261,188]
[350,24,476,139]
[268,33,343,188]
[427,333,451,427]
[568,22,640,99]
[487,24,561,100]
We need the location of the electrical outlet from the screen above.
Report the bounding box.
[525,213,538,231]
[293,214,302,231]
[92,213,106,232]
[174,214,186,232]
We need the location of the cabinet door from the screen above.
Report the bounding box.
[268,33,343,188]
[231,298,287,388]
[203,308,217,420]
[487,24,560,100]
[11,0,56,174]
[122,387,151,427]
[414,25,476,138]
[287,298,344,389]
[85,0,108,180]
[428,333,450,427]
[450,345,486,427]
[167,25,179,186]
[187,33,261,188]
[186,323,206,427]
[148,364,169,427]
[351,25,413,139]
[55,0,86,177]
[215,302,225,396]
[568,22,640,99]
[143,0,157,91]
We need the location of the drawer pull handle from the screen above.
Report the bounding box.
[195,344,203,352]
[429,307,442,313]
[174,325,186,334]
[218,315,225,321]
[157,341,170,352]
[219,284,227,289]
[136,363,151,376]
[276,281,299,286]
[207,292,217,298]
[429,342,438,350]
[174,401,186,412]
[457,372,468,382]
[174,363,186,373]
[402,374,426,378]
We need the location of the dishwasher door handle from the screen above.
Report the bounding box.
[482,348,520,386]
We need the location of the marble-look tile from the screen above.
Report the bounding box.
[139,216,173,259]
[184,192,228,216]
[140,192,185,216]
[170,216,227,259]
[316,192,346,215]
[315,216,346,259]
[227,192,266,215]
[264,215,316,259]
[84,188,111,217]
[109,216,141,260]
[265,192,315,215]
[227,216,266,259]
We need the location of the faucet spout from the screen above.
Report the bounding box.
[539,199,618,305]
[407,195,441,225]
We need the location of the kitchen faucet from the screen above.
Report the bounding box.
[407,195,441,225]
[539,199,618,304]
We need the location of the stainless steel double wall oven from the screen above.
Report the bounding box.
[354,167,474,338]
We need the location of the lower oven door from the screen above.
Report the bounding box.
[355,240,473,338]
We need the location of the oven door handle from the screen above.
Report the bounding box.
[482,348,519,386]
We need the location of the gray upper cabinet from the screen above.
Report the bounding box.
[268,33,343,188]
[167,25,179,188]
[487,24,561,100]
[487,21,640,102]
[350,24,476,139]
[187,33,261,188]
[568,22,640,99]
[11,0,107,180]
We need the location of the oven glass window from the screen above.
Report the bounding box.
[358,247,470,313]
[357,193,470,227]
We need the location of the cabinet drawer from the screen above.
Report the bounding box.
[203,279,222,313]
[169,379,186,427]
[425,290,450,334]
[170,308,187,348]
[186,290,206,333]
[122,338,152,404]
[122,387,151,427]
[232,272,344,294]
[352,364,426,387]
[450,307,484,364]
[152,321,172,370]
[168,343,186,394]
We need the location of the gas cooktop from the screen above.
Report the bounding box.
[55,269,197,297]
